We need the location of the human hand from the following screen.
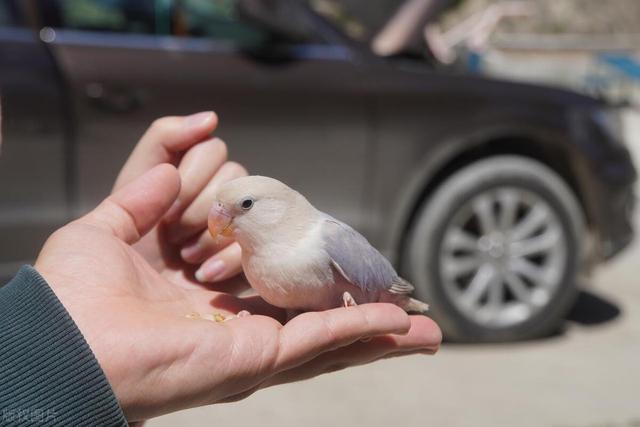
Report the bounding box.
[113,112,246,285]
[34,115,442,422]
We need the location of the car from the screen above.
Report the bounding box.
[0,0,635,342]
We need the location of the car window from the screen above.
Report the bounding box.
[43,0,158,33]
[40,0,318,47]
[41,0,266,45]
[0,2,11,26]
[170,0,266,46]
[0,1,22,27]
[307,0,402,42]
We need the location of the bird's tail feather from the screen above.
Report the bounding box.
[399,297,430,313]
[381,293,429,313]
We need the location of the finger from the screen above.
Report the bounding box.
[193,242,243,283]
[200,274,254,297]
[166,161,248,243]
[269,349,429,388]
[222,346,430,404]
[180,316,439,406]
[164,138,228,221]
[319,314,441,360]
[85,164,180,244]
[275,303,412,371]
[266,315,441,386]
[114,112,218,190]
[180,229,234,264]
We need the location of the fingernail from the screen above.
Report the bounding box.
[195,259,226,282]
[184,111,215,129]
[180,242,201,262]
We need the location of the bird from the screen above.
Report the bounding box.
[207,176,429,313]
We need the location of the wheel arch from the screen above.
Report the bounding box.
[389,125,594,268]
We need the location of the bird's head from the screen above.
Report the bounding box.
[208,176,313,249]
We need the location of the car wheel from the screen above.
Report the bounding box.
[404,155,585,342]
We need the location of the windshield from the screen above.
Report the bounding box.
[306,0,403,42]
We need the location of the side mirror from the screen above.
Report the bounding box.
[236,0,311,42]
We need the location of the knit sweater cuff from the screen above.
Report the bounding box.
[0,266,127,426]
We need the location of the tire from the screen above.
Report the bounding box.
[404,155,585,342]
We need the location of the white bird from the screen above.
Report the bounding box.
[208,176,428,313]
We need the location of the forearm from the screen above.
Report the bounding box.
[0,266,127,426]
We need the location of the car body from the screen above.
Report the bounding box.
[0,0,635,340]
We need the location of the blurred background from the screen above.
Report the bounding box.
[1,0,639,425]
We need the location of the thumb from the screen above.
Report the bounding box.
[83,164,180,244]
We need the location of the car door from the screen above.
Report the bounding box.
[40,0,371,230]
[0,0,69,281]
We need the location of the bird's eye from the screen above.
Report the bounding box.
[240,198,254,210]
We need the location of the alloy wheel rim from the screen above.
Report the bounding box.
[439,187,567,328]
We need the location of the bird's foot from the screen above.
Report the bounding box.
[342,292,358,308]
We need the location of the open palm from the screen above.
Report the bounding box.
[34,114,441,423]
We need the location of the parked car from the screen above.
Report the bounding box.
[0,0,635,342]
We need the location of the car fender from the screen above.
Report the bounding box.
[385,123,591,267]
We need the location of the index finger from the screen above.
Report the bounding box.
[274,303,412,371]
[265,315,441,386]
[114,111,218,190]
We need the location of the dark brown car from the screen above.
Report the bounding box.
[0,0,635,341]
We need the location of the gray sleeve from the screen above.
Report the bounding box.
[0,266,128,427]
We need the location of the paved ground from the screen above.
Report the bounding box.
[150,112,640,427]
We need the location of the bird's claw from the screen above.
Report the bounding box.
[342,292,357,308]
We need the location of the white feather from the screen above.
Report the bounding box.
[243,216,336,309]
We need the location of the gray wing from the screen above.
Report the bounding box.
[321,215,413,294]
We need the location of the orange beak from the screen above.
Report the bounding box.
[208,203,234,238]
